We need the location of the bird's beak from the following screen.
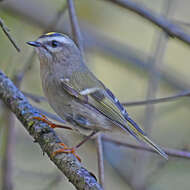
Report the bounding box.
[26,41,41,47]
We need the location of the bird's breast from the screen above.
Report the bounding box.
[41,71,72,116]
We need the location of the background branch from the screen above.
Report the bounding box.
[67,0,84,55]
[96,134,105,189]
[122,90,190,107]
[103,135,190,160]
[0,17,20,52]
[104,0,190,46]
[23,88,190,108]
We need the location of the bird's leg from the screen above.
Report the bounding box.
[52,131,97,162]
[75,131,97,149]
[33,114,72,130]
[33,114,80,161]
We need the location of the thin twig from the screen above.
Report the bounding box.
[144,5,170,118]
[96,134,105,189]
[122,90,190,107]
[143,23,169,133]
[103,135,190,160]
[67,0,84,55]
[104,0,190,46]
[0,17,20,52]
[24,89,190,107]
[131,2,172,188]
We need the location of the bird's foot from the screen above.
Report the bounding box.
[33,114,72,130]
[33,114,57,128]
[52,143,81,162]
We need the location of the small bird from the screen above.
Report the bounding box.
[27,32,168,161]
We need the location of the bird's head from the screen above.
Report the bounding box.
[27,32,81,69]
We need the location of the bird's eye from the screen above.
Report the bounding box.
[51,40,59,48]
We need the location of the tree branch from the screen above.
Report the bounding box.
[96,134,105,189]
[104,0,190,46]
[23,89,190,108]
[67,0,84,55]
[122,90,190,107]
[0,17,20,52]
[0,70,102,190]
[103,135,190,160]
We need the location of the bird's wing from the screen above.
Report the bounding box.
[60,78,88,102]
[60,75,128,127]
[89,87,168,159]
[60,73,168,159]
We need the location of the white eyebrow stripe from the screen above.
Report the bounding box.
[38,36,73,44]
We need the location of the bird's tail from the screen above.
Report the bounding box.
[123,116,168,160]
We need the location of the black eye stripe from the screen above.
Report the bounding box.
[44,40,61,48]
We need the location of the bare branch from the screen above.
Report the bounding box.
[104,0,190,46]
[103,135,190,160]
[67,0,84,55]
[130,2,173,188]
[0,17,20,52]
[23,88,190,108]
[0,70,102,190]
[96,134,105,189]
[122,90,190,107]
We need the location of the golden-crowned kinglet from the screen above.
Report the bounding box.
[27,32,168,160]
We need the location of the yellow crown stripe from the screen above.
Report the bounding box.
[39,32,64,39]
[45,32,57,36]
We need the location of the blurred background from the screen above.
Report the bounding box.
[1,0,190,189]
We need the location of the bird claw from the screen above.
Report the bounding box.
[52,143,81,162]
[32,114,63,129]
[33,114,56,127]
